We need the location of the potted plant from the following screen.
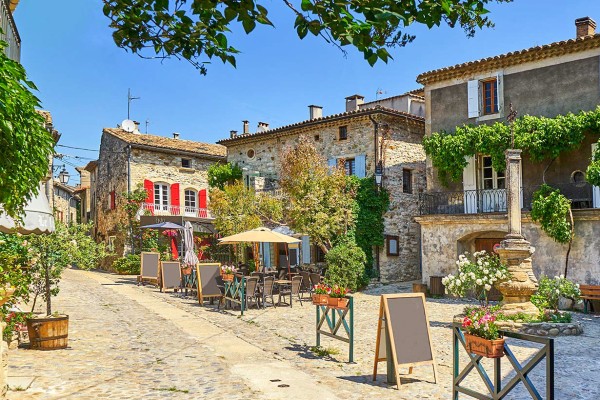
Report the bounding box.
[312,283,330,305]
[462,306,504,358]
[26,222,107,350]
[328,285,349,308]
[221,265,236,281]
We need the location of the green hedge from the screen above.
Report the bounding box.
[112,254,141,275]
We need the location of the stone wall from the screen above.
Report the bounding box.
[415,210,600,285]
[224,112,426,282]
[52,183,78,224]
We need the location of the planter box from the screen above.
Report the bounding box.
[328,297,349,309]
[26,315,69,351]
[312,294,329,305]
[464,333,504,358]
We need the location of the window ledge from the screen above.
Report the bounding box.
[477,112,503,122]
[179,167,195,173]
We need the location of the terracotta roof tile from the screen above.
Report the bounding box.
[217,105,424,145]
[417,34,600,85]
[103,128,226,158]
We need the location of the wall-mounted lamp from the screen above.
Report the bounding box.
[375,161,383,188]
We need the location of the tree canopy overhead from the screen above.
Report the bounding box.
[103,0,511,74]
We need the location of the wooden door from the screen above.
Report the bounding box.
[475,238,502,254]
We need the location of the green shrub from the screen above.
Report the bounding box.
[112,254,141,275]
[530,275,580,312]
[324,242,366,292]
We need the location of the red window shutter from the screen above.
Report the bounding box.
[171,183,180,206]
[143,179,154,204]
[198,189,207,218]
[110,191,116,210]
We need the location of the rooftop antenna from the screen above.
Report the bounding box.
[145,119,150,134]
[127,88,140,120]
[376,88,386,100]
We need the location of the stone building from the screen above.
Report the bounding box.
[415,17,600,285]
[93,126,226,264]
[52,180,79,224]
[217,93,426,282]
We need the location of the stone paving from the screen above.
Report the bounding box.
[6,268,600,399]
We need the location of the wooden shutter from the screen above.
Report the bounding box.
[263,243,271,268]
[143,179,153,203]
[355,154,366,178]
[198,189,207,217]
[496,72,504,114]
[467,80,480,118]
[593,143,600,208]
[463,156,477,214]
[110,191,116,210]
[170,183,180,214]
[301,236,311,264]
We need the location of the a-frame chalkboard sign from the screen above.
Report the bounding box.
[373,293,438,389]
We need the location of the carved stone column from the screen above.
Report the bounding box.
[496,149,539,316]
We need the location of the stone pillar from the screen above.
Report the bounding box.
[496,149,538,316]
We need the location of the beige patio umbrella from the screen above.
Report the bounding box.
[218,227,300,276]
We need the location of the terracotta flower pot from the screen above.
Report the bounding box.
[328,296,340,307]
[222,274,234,281]
[312,294,329,305]
[464,333,505,358]
[336,297,349,308]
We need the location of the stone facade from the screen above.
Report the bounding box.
[52,181,79,225]
[416,18,600,286]
[415,210,600,285]
[93,128,226,267]
[219,102,426,282]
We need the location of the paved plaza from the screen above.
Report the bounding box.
[6,268,600,399]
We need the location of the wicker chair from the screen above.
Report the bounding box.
[299,271,312,299]
[278,276,303,307]
[260,276,276,308]
[244,277,261,309]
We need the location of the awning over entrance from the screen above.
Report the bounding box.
[0,184,55,234]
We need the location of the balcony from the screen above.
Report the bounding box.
[139,203,211,219]
[419,183,598,215]
[1,0,20,61]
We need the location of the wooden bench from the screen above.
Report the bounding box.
[580,285,600,313]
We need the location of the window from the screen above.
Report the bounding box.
[314,245,326,263]
[154,183,169,210]
[314,134,320,141]
[109,190,116,210]
[480,156,505,190]
[386,235,399,256]
[482,79,498,115]
[181,158,191,168]
[402,169,413,194]
[338,126,348,140]
[184,189,197,216]
[107,236,116,252]
[344,158,355,176]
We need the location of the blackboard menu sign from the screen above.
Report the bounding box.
[373,293,438,389]
[140,252,160,286]
[197,263,222,304]
[160,261,181,292]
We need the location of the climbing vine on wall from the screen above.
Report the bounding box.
[423,107,600,185]
[587,138,600,187]
[351,176,390,279]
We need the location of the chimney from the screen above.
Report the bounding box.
[133,120,141,134]
[345,94,365,112]
[257,122,269,132]
[242,120,249,134]
[230,130,238,139]
[308,105,323,120]
[576,17,596,38]
[172,132,180,139]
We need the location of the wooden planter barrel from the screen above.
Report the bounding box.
[27,315,69,350]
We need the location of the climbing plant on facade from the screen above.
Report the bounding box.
[423,107,600,186]
[587,138,600,187]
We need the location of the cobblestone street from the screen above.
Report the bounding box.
[6,268,600,399]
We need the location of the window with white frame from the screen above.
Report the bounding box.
[184,189,196,216]
[468,73,503,119]
[154,183,169,210]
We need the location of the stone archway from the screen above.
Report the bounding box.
[457,230,507,256]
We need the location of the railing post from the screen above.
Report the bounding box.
[547,339,554,400]
[453,326,459,400]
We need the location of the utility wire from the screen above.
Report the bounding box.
[56,144,98,152]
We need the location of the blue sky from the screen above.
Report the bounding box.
[13,0,600,184]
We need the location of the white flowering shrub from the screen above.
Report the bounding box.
[530,275,581,313]
[442,251,510,305]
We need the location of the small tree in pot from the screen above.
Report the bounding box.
[27,222,108,349]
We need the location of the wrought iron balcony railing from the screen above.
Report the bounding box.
[419,183,597,215]
[139,203,211,218]
[1,0,20,61]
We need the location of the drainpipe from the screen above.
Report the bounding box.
[369,114,381,281]
[126,144,132,193]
